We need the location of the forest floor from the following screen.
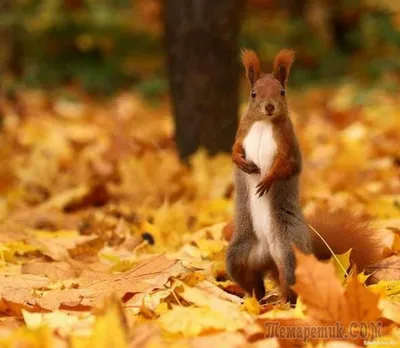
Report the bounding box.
[0,85,399,347]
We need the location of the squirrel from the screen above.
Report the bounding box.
[226,49,384,303]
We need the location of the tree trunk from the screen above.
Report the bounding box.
[165,0,243,161]
[281,0,306,18]
[0,0,22,77]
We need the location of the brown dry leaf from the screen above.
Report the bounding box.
[36,254,180,310]
[222,220,234,241]
[31,231,99,261]
[194,280,242,304]
[0,274,51,315]
[21,260,77,281]
[292,247,350,327]
[365,255,400,283]
[379,299,400,324]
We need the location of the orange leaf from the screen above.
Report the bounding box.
[292,247,350,327]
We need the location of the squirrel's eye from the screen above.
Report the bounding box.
[251,90,256,98]
[280,88,286,96]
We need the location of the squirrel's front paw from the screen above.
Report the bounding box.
[255,177,273,197]
[235,156,260,174]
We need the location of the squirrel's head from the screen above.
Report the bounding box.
[241,48,295,120]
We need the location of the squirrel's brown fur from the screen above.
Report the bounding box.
[241,49,261,86]
[224,212,384,272]
[308,210,383,271]
[272,49,295,84]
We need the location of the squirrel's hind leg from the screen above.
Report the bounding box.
[226,239,266,300]
[271,248,298,304]
[226,169,266,301]
[269,225,312,304]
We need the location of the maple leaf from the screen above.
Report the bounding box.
[365,255,400,283]
[292,248,383,343]
[21,260,76,281]
[0,274,51,315]
[36,254,181,310]
[31,231,99,261]
[292,247,350,327]
[344,275,381,323]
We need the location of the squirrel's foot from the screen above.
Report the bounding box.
[235,157,260,174]
[286,289,298,306]
[255,177,273,197]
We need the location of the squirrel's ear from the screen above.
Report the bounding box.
[241,48,261,87]
[273,49,295,88]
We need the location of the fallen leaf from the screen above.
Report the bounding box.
[242,297,261,315]
[71,297,127,348]
[0,274,51,315]
[21,260,77,281]
[36,254,180,310]
[344,275,381,323]
[334,249,352,282]
[158,306,242,336]
[379,299,400,324]
[292,247,350,327]
[365,255,400,283]
[185,331,248,348]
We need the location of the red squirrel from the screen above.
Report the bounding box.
[226,49,384,303]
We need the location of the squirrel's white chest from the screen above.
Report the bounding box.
[243,121,278,250]
[243,121,277,176]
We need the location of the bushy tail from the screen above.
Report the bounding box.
[307,209,384,271]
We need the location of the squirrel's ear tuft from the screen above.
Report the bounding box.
[273,49,295,88]
[241,48,261,87]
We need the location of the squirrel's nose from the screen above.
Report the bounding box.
[265,103,275,114]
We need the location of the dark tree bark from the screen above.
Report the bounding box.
[0,0,22,77]
[165,0,243,161]
[281,0,306,18]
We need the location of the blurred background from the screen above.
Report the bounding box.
[1,0,400,90]
[1,0,399,160]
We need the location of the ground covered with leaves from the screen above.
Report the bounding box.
[0,85,399,347]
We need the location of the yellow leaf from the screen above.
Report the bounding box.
[155,302,169,315]
[22,309,93,336]
[333,248,352,282]
[0,241,41,262]
[357,271,371,284]
[158,306,241,336]
[242,297,261,315]
[294,297,307,318]
[368,195,400,219]
[73,298,127,348]
[369,280,400,300]
[195,239,224,258]
[0,326,53,348]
